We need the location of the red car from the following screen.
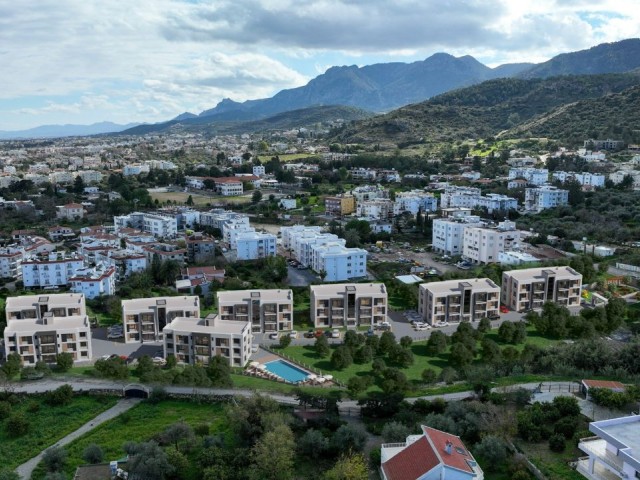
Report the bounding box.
[499,305,509,314]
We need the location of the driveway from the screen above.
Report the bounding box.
[286,265,319,286]
[91,327,163,362]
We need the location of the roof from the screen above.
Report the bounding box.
[164,315,249,335]
[423,426,475,474]
[503,265,581,281]
[61,203,84,208]
[582,379,625,390]
[217,288,292,303]
[311,283,386,297]
[382,436,439,480]
[421,278,499,295]
[73,463,112,480]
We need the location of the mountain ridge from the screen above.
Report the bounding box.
[0,121,140,140]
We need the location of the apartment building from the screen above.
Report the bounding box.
[280,225,323,251]
[577,415,640,480]
[311,242,368,281]
[3,293,92,365]
[0,247,22,279]
[325,194,356,216]
[552,171,605,187]
[21,253,85,289]
[235,231,277,260]
[121,296,200,343]
[525,185,569,212]
[291,232,342,267]
[351,185,387,202]
[253,165,265,176]
[418,278,500,325]
[143,243,186,265]
[163,314,251,367]
[462,221,521,264]
[310,283,387,328]
[440,186,517,213]
[508,167,549,185]
[56,203,85,220]
[432,215,483,256]
[357,199,394,220]
[185,233,216,263]
[217,289,293,333]
[69,264,116,299]
[75,170,103,184]
[584,138,625,151]
[214,177,244,196]
[114,212,178,238]
[393,190,438,215]
[501,266,582,312]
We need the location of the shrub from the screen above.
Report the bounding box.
[45,384,74,406]
[83,444,104,464]
[42,446,67,472]
[331,346,353,370]
[0,401,11,420]
[6,412,29,437]
[549,433,566,452]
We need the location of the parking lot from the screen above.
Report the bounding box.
[368,244,459,275]
[90,327,163,363]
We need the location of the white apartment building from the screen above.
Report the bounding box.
[122,295,200,343]
[3,293,92,365]
[440,186,517,213]
[56,203,85,221]
[163,315,251,367]
[123,164,150,176]
[217,289,293,333]
[310,283,387,328]
[351,185,388,203]
[291,232,342,267]
[252,165,265,177]
[552,171,605,187]
[508,167,549,185]
[311,242,367,281]
[475,193,518,212]
[114,212,178,238]
[235,231,277,260]
[498,251,539,265]
[200,210,250,233]
[525,185,569,212]
[280,225,323,251]
[21,253,85,289]
[75,170,103,184]
[69,264,116,299]
[225,221,255,246]
[462,221,521,264]
[214,178,244,196]
[609,170,640,189]
[49,171,74,184]
[418,278,500,325]
[577,415,640,480]
[279,198,297,210]
[393,190,438,215]
[95,249,147,280]
[432,215,483,256]
[357,199,395,220]
[501,266,582,312]
[0,247,22,279]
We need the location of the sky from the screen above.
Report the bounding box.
[1,0,639,131]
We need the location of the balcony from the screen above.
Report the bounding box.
[575,457,622,480]
[578,437,624,478]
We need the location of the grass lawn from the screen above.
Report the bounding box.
[0,394,118,471]
[516,440,585,480]
[31,400,230,480]
[149,191,216,206]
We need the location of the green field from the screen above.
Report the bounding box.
[257,153,316,162]
[0,394,118,471]
[149,191,251,206]
[31,400,230,480]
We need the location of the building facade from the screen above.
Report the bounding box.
[235,231,277,260]
[432,216,483,256]
[418,278,500,325]
[462,221,521,264]
[325,194,356,216]
[121,296,200,343]
[69,264,116,299]
[217,289,293,333]
[310,283,387,328]
[21,253,85,289]
[525,186,569,212]
[501,266,582,312]
[310,242,367,281]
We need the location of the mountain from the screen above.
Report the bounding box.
[172,112,198,121]
[118,105,373,136]
[331,72,640,145]
[0,121,139,140]
[196,53,529,121]
[520,38,640,79]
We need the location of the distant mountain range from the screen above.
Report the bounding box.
[0,121,139,140]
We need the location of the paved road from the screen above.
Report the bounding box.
[15,397,142,480]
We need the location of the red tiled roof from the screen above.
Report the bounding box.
[582,379,625,390]
[382,437,439,480]
[422,426,474,474]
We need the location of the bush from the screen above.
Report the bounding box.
[0,401,11,420]
[473,435,507,471]
[549,433,566,452]
[298,429,329,459]
[6,412,29,437]
[45,384,74,406]
[55,352,74,372]
[42,446,67,472]
[278,334,292,349]
[83,444,104,464]
[381,422,411,443]
[421,368,437,385]
[331,346,353,370]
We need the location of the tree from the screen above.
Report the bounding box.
[548,433,566,452]
[186,195,194,206]
[347,376,369,398]
[473,436,507,471]
[162,422,195,452]
[331,346,353,370]
[381,421,412,443]
[439,367,458,384]
[378,331,396,355]
[421,368,437,385]
[331,424,368,453]
[55,352,74,372]
[297,429,329,460]
[324,453,368,480]
[73,175,85,194]
[46,384,74,406]
[83,444,104,464]
[126,441,174,480]
[0,471,20,480]
[399,336,413,348]
[353,345,372,364]
[206,355,233,388]
[251,190,263,204]
[315,334,331,358]
[43,446,67,473]
[166,448,189,477]
[2,353,21,379]
[251,424,295,480]
[498,321,516,343]
[426,330,447,355]
[477,317,491,334]
[279,334,292,349]
[450,343,474,368]
[6,412,29,437]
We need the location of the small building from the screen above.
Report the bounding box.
[56,203,85,221]
[581,379,626,400]
[48,226,75,242]
[501,266,582,312]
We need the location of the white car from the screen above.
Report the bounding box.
[415,324,431,331]
[330,329,340,338]
[107,331,124,339]
[289,330,298,339]
[434,321,450,327]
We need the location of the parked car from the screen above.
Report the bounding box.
[268,332,279,340]
[434,321,449,327]
[107,331,124,339]
[304,329,316,338]
[500,305,509,314]
[330,329,340,338]
[251,344,259,353]
[366,328,375,337]
[415,324,431,331]
[289,330,299,339]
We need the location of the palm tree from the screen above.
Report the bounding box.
[319,270,327,282]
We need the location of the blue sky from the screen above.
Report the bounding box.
[0,0,638,131]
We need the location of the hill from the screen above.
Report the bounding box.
[0,121,139,139]
[332,72,640,145]
[119,105,373,136]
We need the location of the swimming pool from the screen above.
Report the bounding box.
[264,359,309,383]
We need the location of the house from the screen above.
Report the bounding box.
[581,379,626,400]
[175,266,225,296]
[213,177,244,196]
[279,198,297,210]
[48,226,75,242]
[577,415,640,480]
[217,289,293,333]
[381,425,484,480]
[56,203,85,220]
[310,283,387,328]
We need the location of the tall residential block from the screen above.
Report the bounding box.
[501,266,582,312]
[122,296,200,343]
[217,289,293,333]
[310,283,387,328]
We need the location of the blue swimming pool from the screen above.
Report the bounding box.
[264,359,309,383]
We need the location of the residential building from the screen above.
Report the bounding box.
[48,226,75,242]
[175,266,225,296]
[21,253,85,289]
[501,266,582,312]
[217,289,293,333]
[462,221,521,264]
[75,170,103,184]
[69,264,116,299]
[280,225,323,252]
[143,243,186,265]
[214,177,244,196]
[163,314,251,367]
[393,190,438,215]
[122,295,200,343]
[351,185,387,202]
[580,379,625,401]
[508,167,549,185]
[123,164,150,176]
[525,185,569,212]
[0,247,22,279]
[381,425,484,480]
[609,170,640,189]
[357,199,395,220]
[498,250,539,265]
[577,415,640,480]
[253,165,265,177]
[552,171,605,187]
[325,194,356,216]
[56,203,85,220]
[3,293,92,365]
[185,233,216,263]
[200,209,249,234]
[432,216,483,256]
[311,242,368,281]
[418,278,500,325]
[95,249,147,280]
[440,186,517,213]
[279,198,297,210]
[114,212,178,238]
[350,168,377,181]
[235,231,277,260]
[584,138,625,150]
[310,283,387,328]
[49,171,74,184]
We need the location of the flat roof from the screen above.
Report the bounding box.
[395,275,423,284]
[6,293,85,310]
[311,283,387,297]
[421,278,500,294]
[6,315,89,332]
[163,315,249,335]
[122,296,199,311]
[591,416,640,471]
[217,289,292,303]
[503,265,581,281]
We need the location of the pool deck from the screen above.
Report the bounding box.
[246,348,335,387]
